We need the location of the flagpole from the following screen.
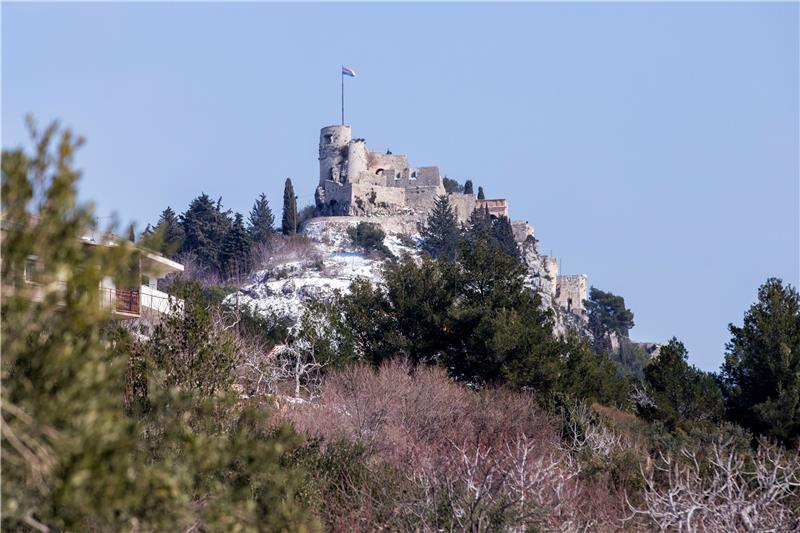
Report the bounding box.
[341,71,344,125]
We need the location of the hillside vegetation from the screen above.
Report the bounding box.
[3,120,799,532]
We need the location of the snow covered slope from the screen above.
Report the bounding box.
[225,218,419,325]
[225,216,586,336]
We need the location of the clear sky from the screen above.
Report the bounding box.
[3,2,798,371]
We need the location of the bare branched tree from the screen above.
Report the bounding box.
[631,437,800,532]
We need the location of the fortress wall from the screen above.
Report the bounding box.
[367,152,409,173]
[346,140,368,183]
[448,193,477,224]
[413,166,441,187]
[556,274,588,314]
[391,166,443,189]
[304,215,424,236]
[477,199,510,218]
[323,181,353,204]
[405,186,444,215]
[349,183,407,215]
[542,256,559,280]
[355,170,389,187]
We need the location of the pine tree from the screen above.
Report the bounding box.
[220,212,252,278]
[640,338,724,426]
[463,206,491,246]
[721,278,800,447]
[420,195,460,260]
[490,215,519,259]
[149,206,185,256]
[247,193,274,245]
[180,194,231,274]
[464,179,474,195]
[477,186,485,200]
[585,287,635,353]
[281,178,297,236]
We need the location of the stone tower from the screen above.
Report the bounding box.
[319,125,351,185]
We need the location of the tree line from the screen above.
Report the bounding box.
[141,177,300,279]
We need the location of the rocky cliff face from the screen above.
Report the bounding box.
[225,217,588,335]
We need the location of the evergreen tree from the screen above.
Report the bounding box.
[477,186,485,200]
[420,195,460,260]
[555,336,633,406]
[281,178,298,235]
[180,194,231,274]
[490,215,519,259]
[720,278,800,447]
[463,206,491,246]
[446,236,560,388]
[144,206,185,256]
[463,179,474,195]
[158,207,185,252]
[585,287,635,353]
[247,192,274,245]
[442,177,463,194]
[219,212,252,278]
[639,338,724,427]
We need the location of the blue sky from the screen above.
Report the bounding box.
[3,2,798,371]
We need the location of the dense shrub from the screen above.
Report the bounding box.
[287,360,629,531]
[346,222,393,258]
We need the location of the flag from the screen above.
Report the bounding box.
[342,66,356,78]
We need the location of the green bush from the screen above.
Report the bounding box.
[347,222,394,258]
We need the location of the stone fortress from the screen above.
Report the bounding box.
[311,124,588,318]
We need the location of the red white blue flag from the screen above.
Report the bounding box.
[342,66,356,77]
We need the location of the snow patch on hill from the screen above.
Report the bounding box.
[225,220,419,325]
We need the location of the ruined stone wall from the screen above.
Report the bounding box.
[354,171,389,187]
[390,167,439,189]
[349,183,407,215]
[555,274,588,315]
[367,152,409,174]
[405,186,444,216]
[476,199,510,218]
[304,215,424,236]
[542,256,559,281]
[448,193,477,224]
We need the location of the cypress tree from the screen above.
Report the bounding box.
[464,179,474,195]
[477,186,485,200]
[281,178,297,236]
[247,193,274,244]
[490,215,519,259]
[220,212,252,277]
[420,195,460,260]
